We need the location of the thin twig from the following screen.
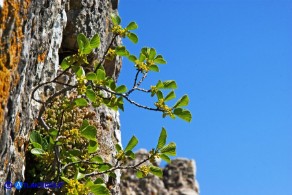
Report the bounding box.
[61,161,104,172]
[84,155,152,177]
[94,34,118,73]
[133,70,141,88]
[135,88,151,93]
[94,85,161,112]
[55,109,66,180]
[32,67,71,103]
[126,72,148,96]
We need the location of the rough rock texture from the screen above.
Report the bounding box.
[0,0,121,194]
[120,150,200,195]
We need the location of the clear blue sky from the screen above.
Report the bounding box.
[117,1,292,195]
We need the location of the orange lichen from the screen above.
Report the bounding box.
[37,51,47,63]
[0,0,31,134]
[14,112,21,133]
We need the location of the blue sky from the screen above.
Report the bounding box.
[117,1,292,194]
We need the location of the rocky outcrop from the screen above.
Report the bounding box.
[0,0,121,194]
[120,150,200,195]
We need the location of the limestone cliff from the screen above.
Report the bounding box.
[120,150,200,195]
[0,0,121,194]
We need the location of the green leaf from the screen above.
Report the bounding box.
[154,57,167,64]
[74,66,85,78]
[141,47,149,56]
[156,91,163,99]
[159,153,171,163]
[76,172,85,180]
[49,128,58,136]
[90,184,111,195]
[150,166,163,178]
[108,172,117,179]
[160,142,176,156]
[86,88,96,102]
[115,144,122,152]
[80,120,89,131]
[127,32,138,44]
[31,142,43,149]
[149,65,159,72]
[156,128,167,150]
[85,180,95,188]
[91,156,103,163]
[126,22,138,30]
[111,13,121,25]
[124,136,138,152]
[115,85,127,93]
[98,164,112,172]
[90,34,100,49]
[163,80,177,89]
[164,91,176,102]
[93,178,104,185]
[80,125,97,141]
[149,48,156,60]
[31,148,45,155]
[61,177,70,184]
[41,138,49,150]
[88,140,99,153]
[104,78,115,90]
[96,69,106,82]
[68,149,82,157]
[139,53,146,62]
[156,80,164,88]
[125,150,135,159]
[115,46,129,56]
[117,96,124,111]
[136,170,144,178]
[60,56,71,70]
[74,98,88,107]
[173,95,189,108]
[30,131,42,145]
[173,108,192,122]
[77,33,92,54]
[86,72,97,81]
[128,55,137,62]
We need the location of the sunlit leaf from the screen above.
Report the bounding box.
[160,142,176,156]
[156,128,167,150]
[127,32,138,43]
[124,136,138,152]
[126,22,138,30]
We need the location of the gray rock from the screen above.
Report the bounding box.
[120,150,200,195]
[0,0,120,194]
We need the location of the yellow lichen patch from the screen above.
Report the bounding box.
[0,0,31,134]
[14,112,21,133]
[37,51,47,63]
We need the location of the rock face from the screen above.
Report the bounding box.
[0,0,121,194]
[120,150,200,195]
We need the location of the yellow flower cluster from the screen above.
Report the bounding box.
[106,48,116,61]
[155,99,173,117]
[66,179,90,195]
[77,76,87,94]
[112,25,127,37]
[135,60,148,72]
[150,86,158,94]
[140,165,150,177]
[40,152,54,165]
